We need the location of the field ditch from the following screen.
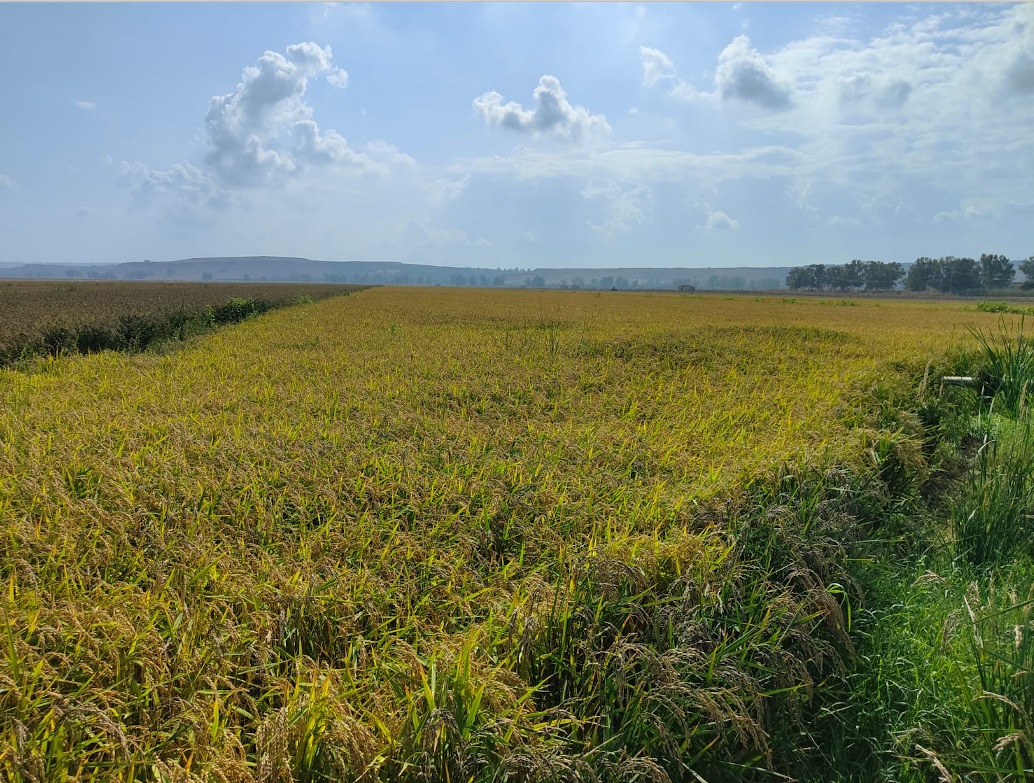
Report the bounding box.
[0,288,1031,781]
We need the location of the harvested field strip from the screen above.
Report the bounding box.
[0,288,1021,780]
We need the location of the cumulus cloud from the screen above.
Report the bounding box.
[583,180,652,238]
[293,120,367,167]
[118,161,226,213]
[877,79,913,108]
[473,75,611,143]
[75,100,97,111]
[204,42,373,186]
[933,205,993,223]
[112,41,418,233]
[641,37,796,108]
[837,74,913,111]
[364,139,416,169]
[640,46,676,87]
[425,175,470,207]
[996,4,1034,94]
[325,68,350,89]
[716,36,793,110]
[639,46,707,102]
[706,208,740,231]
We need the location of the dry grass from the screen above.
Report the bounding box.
[0,288,1017,780]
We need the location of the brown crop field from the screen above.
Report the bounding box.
[0,280,364,365]
[1,287,1030,781]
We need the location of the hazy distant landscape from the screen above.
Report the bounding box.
[0,256,790,291]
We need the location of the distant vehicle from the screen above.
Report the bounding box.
[678,284,696,292]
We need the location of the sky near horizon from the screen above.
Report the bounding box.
[0,2,1031,269]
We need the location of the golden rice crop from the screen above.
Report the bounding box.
[0,287,1017,781]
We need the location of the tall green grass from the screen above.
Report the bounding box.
[969,317,1034,417]
[816,318,1034,783]
[951,418,1034,569]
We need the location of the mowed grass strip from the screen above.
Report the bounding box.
[0,288,1016,780]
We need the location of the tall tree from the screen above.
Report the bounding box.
[979,253,1014,290]
[905,257,940,291]
[945,256,982,294]
[828,260,864,291]
[810,264,828,290]
[787,266,819,290]
[1019,255,1034,288]
[862,260,905,291]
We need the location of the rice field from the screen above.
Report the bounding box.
[0,287,1020,781]
[0,280,363,365]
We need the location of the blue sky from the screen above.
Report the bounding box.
[0,2,1031,268]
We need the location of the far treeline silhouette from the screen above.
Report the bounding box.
[786,254,1034,294]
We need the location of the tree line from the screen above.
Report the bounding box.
[786,254,1034,294]
[785,260,907,292]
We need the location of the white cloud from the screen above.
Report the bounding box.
[325,68,349,89]
[642,36,795,111]
[639,46,708,102]
[991,4,1034,95]
[640,46,676,87]
[364,139,416,170]
[716,36,794,110]
[425,175,470,207]
[0,174,15,190]
[204,42,376,186]
[116,41,416,228]
[836,73,913,111]
[583,180,652,239]
[933,205,993,223]
[673,5,1034,227]
[581,180,622,200]
[118,160,226,214]
[704,207,740,231]
[473,75,611,143]
[75,100,97,111]
[293,119,372,169]
[78,6,1032,267]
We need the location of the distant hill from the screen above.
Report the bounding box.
[0,256,792,291]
